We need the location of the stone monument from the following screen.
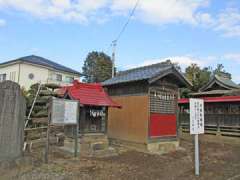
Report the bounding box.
[0,81,26,161]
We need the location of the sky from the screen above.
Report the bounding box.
[0,0,240,83]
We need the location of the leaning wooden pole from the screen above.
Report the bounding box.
[25,82,42,128]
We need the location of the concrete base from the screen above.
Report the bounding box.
[147,141,179,154]
[109,138,179,154]
[80,133,109,155]
[58,139,80,154]
[109,138,148,152]
[59,134,118,157]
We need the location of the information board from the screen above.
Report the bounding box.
[190,98,204,135]
[51,98,78,125]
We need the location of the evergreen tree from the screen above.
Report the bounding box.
[185,64,212,92]
[213,64,232,79]
[26,83,61,118]
[183,63,232,96]
[82,51,113,83]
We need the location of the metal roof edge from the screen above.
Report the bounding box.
[0,56,82,76]
[23,61,82,76]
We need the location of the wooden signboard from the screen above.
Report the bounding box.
[190,98,204,135]
[51,98,79,125]
[190,98,205,176]
[45,98,79,163]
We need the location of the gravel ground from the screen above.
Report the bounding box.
[1,137,240,180]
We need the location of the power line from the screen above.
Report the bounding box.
[114,0,140,43]
[103,0,140,54]
[111,0,140,77]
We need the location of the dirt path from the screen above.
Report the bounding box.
[1,138,240,180]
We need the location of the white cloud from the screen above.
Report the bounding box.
[0,18,6,26]
[196,8,240,37]
[0,0,110,24]
[214,8,240,37]
[120,54,240,83]
[224,53,240,63]
[196,12,215,26]
[124,55,211,70]
[111,0,209,25]
[51,0,71,9]
[0,0,208,24]
[0,0,239,38]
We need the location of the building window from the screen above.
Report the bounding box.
[0,74,6,82]
[65,76,74,83]
[28,73,34,80]
[56,74,62,81]
[10,72,16,81]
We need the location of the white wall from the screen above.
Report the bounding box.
[0,62,80,89]
[0,64,20,83]
[19,63,49,89]
[47,70,80,86]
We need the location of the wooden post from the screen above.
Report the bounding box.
[176,107,180,140]
[44,114,50,163]
[74,102,80,157]
[44,99,52,163]
[74,124,78,157]
[105,107,108,134]
[217,117,221,136]
[194,134,200,176]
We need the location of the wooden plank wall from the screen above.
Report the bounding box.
[108,95,149,143]
[106,81,148,97]
[180,113,240,137]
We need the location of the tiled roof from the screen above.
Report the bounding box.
[59,80,120,107]
[200,74,240,91]
[215,75,240,89]
[190,89,231,96]
[0,55,81,75]
[103,62,191,87]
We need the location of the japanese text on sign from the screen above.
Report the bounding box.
[51,98,78,125]
[190,98,204,134]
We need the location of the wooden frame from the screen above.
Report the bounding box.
[148,85,178,139]
[45,98,80,163]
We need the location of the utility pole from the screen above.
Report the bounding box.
[109,0,139,78]
[111,40,117,78]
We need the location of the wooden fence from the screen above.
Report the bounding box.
[24,117,64,151]
[179,113,240,137]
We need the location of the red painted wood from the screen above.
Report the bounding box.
[150,113,177,137]
[178,96,240,104]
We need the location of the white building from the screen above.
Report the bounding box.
[0,55,81,89]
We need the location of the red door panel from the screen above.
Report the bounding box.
[150,113,177,137]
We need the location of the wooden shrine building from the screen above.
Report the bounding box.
[178,74,240,136]
[103,63,192,152]
[59,80,120,135]
[191,74,240,97]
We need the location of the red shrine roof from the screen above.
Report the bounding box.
[58,80,121,108]
[178,96,240,104]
